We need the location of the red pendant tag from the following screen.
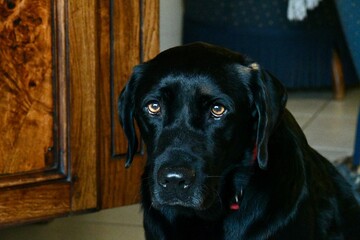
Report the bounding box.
[252,145,258,163]
[230,203,240,211]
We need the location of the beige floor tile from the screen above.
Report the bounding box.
[287,112,313,128]
[286,97,328,116]
[304,115,357,151]
[0,221,145,240]
[65,204,143,226]
[320,97,360,120]
[286,91,331,128]
[313,147,353,162]
[0,205,145,240]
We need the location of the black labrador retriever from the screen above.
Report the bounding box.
[118,42,360,240]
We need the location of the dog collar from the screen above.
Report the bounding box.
[230,188,243,211]
[252,144,258,163]
[230,146,255,211]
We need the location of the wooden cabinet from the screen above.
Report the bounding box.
[0,0,159,226]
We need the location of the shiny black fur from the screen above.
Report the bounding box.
[118,42,360,240]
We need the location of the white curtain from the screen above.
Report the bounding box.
[287,0,322,21]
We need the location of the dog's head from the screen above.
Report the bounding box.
[119,42,287,212]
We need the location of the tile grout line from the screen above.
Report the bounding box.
[301,100,331,130]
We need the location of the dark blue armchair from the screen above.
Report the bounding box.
[183,0,359,90]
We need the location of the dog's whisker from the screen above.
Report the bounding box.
[210,186,223,209]
[149,202,155,212]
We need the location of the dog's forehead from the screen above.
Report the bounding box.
[138,43,257,103]
[158,73,221,94]
[153,63,252,95]
[152,42,250,66]
[146,43,254,76]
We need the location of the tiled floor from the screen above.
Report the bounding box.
[1,87,359,240]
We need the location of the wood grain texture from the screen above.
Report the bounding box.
[332,49,345,100]
[0,170,66,188]
[0,0,158,227]
[0,0,69,188]
[68,0,98,211]
[0,0,54,174]
[142,0,160,61]
[99,0,159,209]
[112,0,141,156]
[0,1,72,227]
[0,183,70,226]
[53,0,68,174]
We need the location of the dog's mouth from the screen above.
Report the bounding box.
[151,185,215,210]
[152,193,205,209]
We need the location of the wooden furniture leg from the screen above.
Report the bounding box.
[332,49,346,100]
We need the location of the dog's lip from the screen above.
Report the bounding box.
[158,199,196,207]
[151,189,217,211]
[152,200,210,211]
[153,194,202,205]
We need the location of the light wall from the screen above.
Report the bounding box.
[160,0,184,51]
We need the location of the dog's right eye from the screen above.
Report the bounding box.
[210,104,227,119]
[146,101,161,115]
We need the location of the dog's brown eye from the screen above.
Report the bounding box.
[147,101,161,115]
[211,104,226,118]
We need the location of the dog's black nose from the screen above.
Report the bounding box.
[158,167,196,190]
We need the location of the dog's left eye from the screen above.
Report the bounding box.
[146,101,161,115]
[211,104,227,118]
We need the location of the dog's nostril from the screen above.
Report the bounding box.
[158,167,195,190]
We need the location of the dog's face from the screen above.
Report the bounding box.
[119,43,287,213]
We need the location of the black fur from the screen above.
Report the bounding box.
[118,42,360,240]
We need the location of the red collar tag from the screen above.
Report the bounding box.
[230,189,243,211]
[230,202,240,211]
[252,145,258,162]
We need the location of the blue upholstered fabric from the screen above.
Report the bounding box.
[336,0,360,80]
[183,0,359,89]
[354,108,360,166]
[335,1,360,166]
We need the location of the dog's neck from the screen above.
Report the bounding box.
[230,144,257,211]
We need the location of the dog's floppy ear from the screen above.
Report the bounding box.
[118,65,143,168]
[249,63,287,170]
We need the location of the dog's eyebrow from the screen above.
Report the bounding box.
[198,92,235,110]
[198,85,213,95]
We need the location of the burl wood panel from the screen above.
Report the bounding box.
[99,0,159,208]
[0,0,54,174]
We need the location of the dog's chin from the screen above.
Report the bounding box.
[151,197,206,210]
[152,200,209,210]
[151,196,224,221]
[151,192,218,212]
